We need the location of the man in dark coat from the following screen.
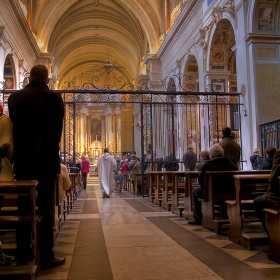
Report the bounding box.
[254,149,280,234]
[183,146,197,171]
[220,126,240,168]
[8,65,65,267]
[188,144,238,225]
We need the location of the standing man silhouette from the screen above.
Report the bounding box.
[8,65,65,267]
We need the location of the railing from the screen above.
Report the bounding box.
[260,119,280,155]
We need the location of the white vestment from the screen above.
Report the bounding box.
[97,153,117,196]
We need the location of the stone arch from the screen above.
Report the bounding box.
[207,19,236,80]
[3,54,16,90]
[183,55,199,92]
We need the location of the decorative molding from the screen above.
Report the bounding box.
[170,3,182,27]
[212,0,235,24]
[0,26,5,39]
[19,1,27,19]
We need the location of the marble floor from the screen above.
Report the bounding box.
[37,178,280,280]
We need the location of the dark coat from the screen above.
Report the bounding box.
[198,156,238,191]
[196,160,209,171]
[220,137,240,167]
[263,150,280,208]
[258,157,273,170]
[183,150,197,170]
[250,154,261,170]
[8,81,64,178]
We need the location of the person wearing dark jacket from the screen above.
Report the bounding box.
[254,149,280,234]
[183,146,197,171]
[188,144,238,225]
[8,65,65,267]
[250,148,262,170]
[258,146,276,170]
[220,126,240,168]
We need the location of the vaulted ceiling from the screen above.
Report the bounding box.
[30,0,163,86]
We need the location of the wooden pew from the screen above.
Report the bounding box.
[68,173,80,209]
[0,265,37,280]
[183,171,200,219]
[147,171,156,203]
[133,173,148,196]
[226,173,270,249]
[171,171,188,216]
[201,170,270,233]
[123,173,128,191]
[162,171,174,211]
[264,208,280,263]
[0,180,38,279]
[53,176,63,234]
[262,176,280,263]
[150,171,164,206]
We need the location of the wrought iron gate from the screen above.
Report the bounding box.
[1,78,243,197]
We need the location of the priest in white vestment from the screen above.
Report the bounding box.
[97,148,117,198]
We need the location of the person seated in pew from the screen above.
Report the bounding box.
[58,163,71,205]
[196,151,210,171]
[253,149,280,235]
[250,148,262,170]
[188,144,238,225]
[257,146,276,170]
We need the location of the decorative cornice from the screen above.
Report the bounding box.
[0,26,5,39]
[245,34,280,45]
[212,0,235,24]
[5,0,41,59]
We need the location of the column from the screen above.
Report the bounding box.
[107,112,113,153]
[80,114,86,155]
[101,116,106,149]
[115,105,121,156]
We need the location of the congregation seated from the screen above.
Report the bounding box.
[257,146,276,170]
[188,144,238,225]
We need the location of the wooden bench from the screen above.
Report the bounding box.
[68,173,80,210]
[226,173,270,249]
[0,265,37,280]
[123,173,128,191]
[147,172,156,203]
[0,180,39,278]
[149,171,164,205]
[183,171,200,219]
[162,171,174,211]
[53,175,64,234]
[264,208,280,263]
[201,170,270,233]
[171,171,188,216]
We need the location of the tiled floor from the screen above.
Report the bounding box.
[37,178,280,280]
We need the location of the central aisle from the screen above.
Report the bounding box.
[37,177,280,280]
[95,182,222,280]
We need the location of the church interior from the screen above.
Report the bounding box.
[1,0,280,279]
